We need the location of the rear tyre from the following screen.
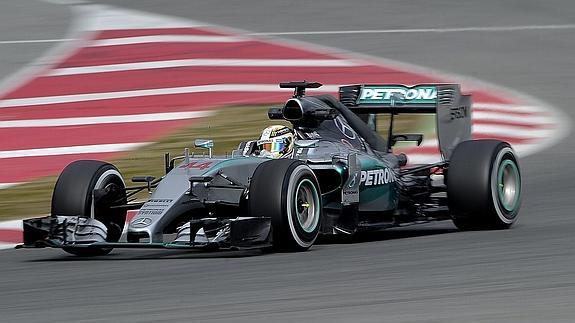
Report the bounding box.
[52,160,127,256]
[447,140,521,230]
[249,160,322,251]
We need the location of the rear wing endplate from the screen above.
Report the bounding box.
[339,84,472,160]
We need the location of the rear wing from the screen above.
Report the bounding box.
[339,84,472,160]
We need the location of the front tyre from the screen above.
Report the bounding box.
[249,160,322,251]
[447,140,521,230]
[52,160,127,256]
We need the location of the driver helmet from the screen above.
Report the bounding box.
[257,125,294,159]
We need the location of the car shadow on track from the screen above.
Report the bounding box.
[317,221,459,245]
[24,248,269,262]
[24,222,459,262]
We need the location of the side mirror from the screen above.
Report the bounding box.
[132,176,156,193]
[194,139,214,158]
[268,107,283,120]
[390,134,423,147]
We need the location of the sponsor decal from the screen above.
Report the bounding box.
[136,209,164,216]
[261,127,272,140]
[358,85,437,105]
[450,105,468,120]
[342,171,359,204]
[261,125,290,140]
[334,117,357,139]
[348,172,358,188]
[340,138,354,149]
[304,131,322,140]
[360,168,396,186]
[179,161,214,170]
[131,217,152,228]
[273,127,292,136]
[242,141,255,156]
[135,199,173,220]
[146,199,173,204]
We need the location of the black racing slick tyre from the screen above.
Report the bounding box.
[447,140,521,230]
[249,160,322,251]
[52,160,127,256]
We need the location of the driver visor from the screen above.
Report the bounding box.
[258,139,288,153]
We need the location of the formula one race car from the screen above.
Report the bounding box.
[19,81,521,256]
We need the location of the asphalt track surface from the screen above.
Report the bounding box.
[2,0,575,322]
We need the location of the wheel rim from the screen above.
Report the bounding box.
[91,169,125,219]
[294,179,320,233]
[497,159,520,212]
[91,168,126,242]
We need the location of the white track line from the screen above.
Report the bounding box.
[406,154,442,164]
[0,84,340,107]
[0,219,23,230]
[0,110,213,128]
[80,5,204,31]
[90,35,247,46]
[407,144,535,164]
[0,183,21,190]
[473,111,552,123]
[0,1,89,100]
[0,142,151,159]
[0,243,17,250]
[250,24,575,36]
[48,59,361,76]
[409,141,535,157]
[40,0,89,5]
[472,125,551,138]
[473,103,546,113]
[0,38,75,45]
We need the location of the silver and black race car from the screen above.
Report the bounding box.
[20,81,522,256]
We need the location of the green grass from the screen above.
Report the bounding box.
[0,105,430,220]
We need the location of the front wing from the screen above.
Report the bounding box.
[18,215,272,251]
